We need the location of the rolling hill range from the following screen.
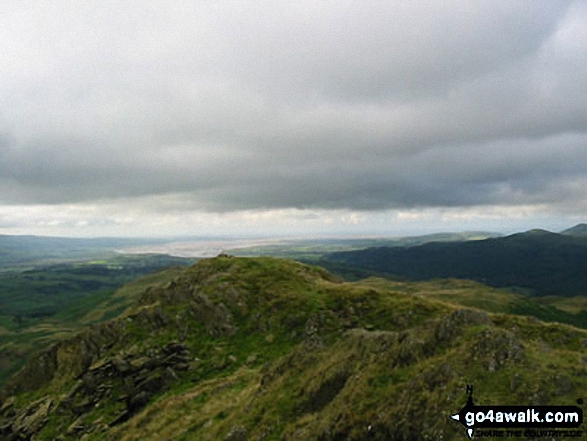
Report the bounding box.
[0,235,170,269]
[1,256,585,440]
[561,223,587,236]
[0,255,195,387]
[325,228,587,298]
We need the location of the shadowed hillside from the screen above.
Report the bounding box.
[1,256,585,440]
[0,255,195,387]
[562,223,587,236]
[0,235,172,268]
[325,229,587,297]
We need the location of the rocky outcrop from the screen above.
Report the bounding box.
[0,397,53,441]
[1,341,191,440]
[1,257,585,441]
[4,320,129,397]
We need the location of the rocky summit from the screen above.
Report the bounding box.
[1,256,586,440]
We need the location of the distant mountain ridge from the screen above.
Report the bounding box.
[1,256,585,440]
[326,226,587,297]
[561,223,587,236]
[0,234,171,268]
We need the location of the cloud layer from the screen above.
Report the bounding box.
[1,1,586,235]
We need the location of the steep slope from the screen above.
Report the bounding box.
[0,256,585,440]
[325,230,587,297]
[561,223,587,236]
[0,257,192,388]
[357,277,587,329]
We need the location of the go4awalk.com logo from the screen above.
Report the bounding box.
[450,386,583,439]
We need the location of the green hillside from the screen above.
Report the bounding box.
[561,223,587,236]
[357,278,587,330]
[0,255,195,387]
[1,256,585,440]
[230,231,499,262]
[325,229,587,297]
[0,235,172,269]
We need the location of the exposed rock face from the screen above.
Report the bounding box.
[1,342,191,440]
[189,293,236,337]
[70,342,190,423]
[1,257,586,441]
[4,320,129,397]
[0,397,53,441]
[471,327,524,372]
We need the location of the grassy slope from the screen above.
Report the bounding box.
[325,231,587,297]
[0,254,195,317]
[0,256,193,387]
[357,277,587,330]
[2,257,585,441]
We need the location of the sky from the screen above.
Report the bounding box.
[1,0,586,238]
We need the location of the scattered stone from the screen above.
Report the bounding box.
[224,425,247,441]
[0,396,15,417]
[66,416,85,436]
[10,397,53,439]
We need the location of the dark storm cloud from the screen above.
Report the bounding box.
[0,0,586,214]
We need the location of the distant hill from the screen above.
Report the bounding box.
[0,234,169,268]
[561,223,587,236]
[1,256,585,440]
[325,230,587,297]
[380,230,501,246]
[0,255,195,386]
[229,231,500,262]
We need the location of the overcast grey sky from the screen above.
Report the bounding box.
[1,0,586,237]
